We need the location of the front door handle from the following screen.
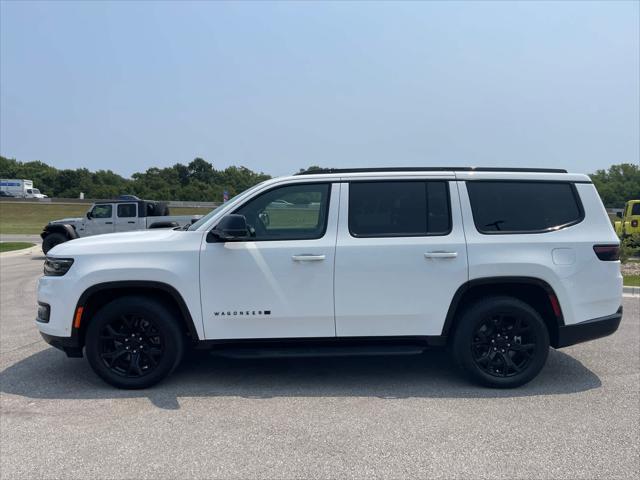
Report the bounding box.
[127,221,135,224]
[105,221,113,225]
[424,251,458,259]
[292,254,326,262]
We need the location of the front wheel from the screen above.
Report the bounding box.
[85,296,185,389]
[42,232,68,254]
[452,296,550,388]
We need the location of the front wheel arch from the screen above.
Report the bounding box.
[75,281,200,349]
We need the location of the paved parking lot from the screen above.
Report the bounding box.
[1,250,638,479]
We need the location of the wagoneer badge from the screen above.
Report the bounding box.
[214,310,271,316]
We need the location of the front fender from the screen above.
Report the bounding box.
[41,223,79,240]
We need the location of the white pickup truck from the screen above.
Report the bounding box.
[41,198,202,253]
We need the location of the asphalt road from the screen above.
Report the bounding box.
[1,252,638,479]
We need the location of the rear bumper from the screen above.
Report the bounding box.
[555,306,622,348]
[40,332,83,358]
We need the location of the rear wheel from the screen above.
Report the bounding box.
[85,296,184,389]
[452,296,550,388]
[42,232,67,254]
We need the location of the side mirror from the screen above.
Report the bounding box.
[616,212,623,218]
[86,211,92,219]
[207,214,249,242]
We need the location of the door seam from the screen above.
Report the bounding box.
[454,177,470,283]
[332,183,342,337]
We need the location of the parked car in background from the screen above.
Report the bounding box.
[0,179,48,198]
[36,167,622,389]
[40,197,202,253]
[614,200,640,239]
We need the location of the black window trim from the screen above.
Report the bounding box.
[465,180,585,235]
[228,181,333,242]
[347,180,453,239]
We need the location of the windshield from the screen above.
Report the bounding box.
[32,189,41,194]
[187,181,270,231]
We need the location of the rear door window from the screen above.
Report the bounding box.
[348,181,451,237]
[117,203,137,218]
[466,181,583,233]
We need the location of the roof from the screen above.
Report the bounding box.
[295,167,568,175]
[93,199,162,205]
[282,167,591,184]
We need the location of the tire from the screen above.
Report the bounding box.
[85,296,185,389]
[452,296,550,388]
[42,233,68,254]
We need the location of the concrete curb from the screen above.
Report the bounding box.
[0,245,43,259]
[623,285,639,296]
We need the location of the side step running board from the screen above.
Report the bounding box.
[210,344,428,359]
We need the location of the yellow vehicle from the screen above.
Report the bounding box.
[615,200,640,238]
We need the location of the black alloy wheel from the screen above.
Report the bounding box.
[99,314,164,378]
[85,296,184,389]
[471,312,536,378]
[452,296,550,388]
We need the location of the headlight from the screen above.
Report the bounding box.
[44,257,74,276]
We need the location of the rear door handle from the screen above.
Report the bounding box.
[127,221,135,224]
[424,251,458,259]
[292,254,326,262]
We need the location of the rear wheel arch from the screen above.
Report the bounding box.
[443,277,563,347]
[75,281,200,348]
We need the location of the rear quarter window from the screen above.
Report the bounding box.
[466,181,583,234]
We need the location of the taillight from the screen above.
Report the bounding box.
[593,245,620,261]
[632,220,638,228]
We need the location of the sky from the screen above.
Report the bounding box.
[1,0,638,178]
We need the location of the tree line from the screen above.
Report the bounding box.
[0,156,271,201]
[589,163,640,209]
[1,155,638,207]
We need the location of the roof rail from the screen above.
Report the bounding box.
[294,167,568,175]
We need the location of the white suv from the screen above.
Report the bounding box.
[36,167,623,389]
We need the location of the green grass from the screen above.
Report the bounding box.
[0,242,35,253]
[624,275,640,287]
[266,207,320,228]
[0,202,212,234]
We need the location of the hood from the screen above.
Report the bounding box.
[48,228,199,256]
[50,217,83,224]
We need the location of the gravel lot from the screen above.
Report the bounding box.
[1,251,638,479]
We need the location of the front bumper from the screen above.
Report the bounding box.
[40,332,83,358]
[556,306,623,348]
